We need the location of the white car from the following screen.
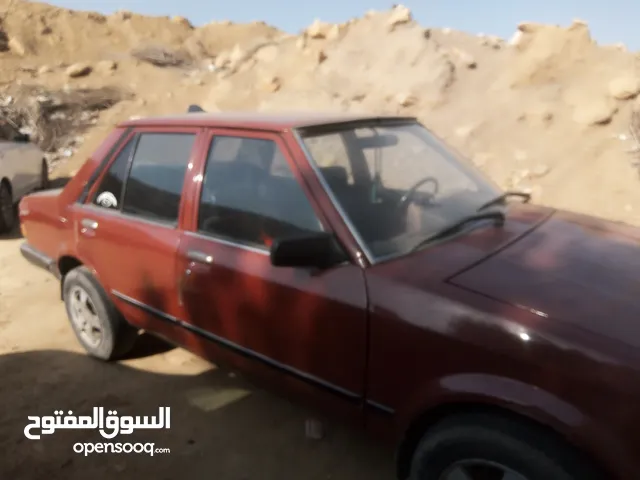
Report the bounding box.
[0,132,48,234]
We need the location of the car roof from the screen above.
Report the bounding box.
[118,111,417,131]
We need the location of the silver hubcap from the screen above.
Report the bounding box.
[68,286,103,348]
[0,186,12,225]
[439,460,529,480]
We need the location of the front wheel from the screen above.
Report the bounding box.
[408,413,602,480]
[62,266,138,360]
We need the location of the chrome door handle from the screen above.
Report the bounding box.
[187,250,213,265]
[81,218,98,230]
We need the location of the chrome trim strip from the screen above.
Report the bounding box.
[79,204,179,230]
[184,231,270,256]
[111,290,362,403]
[366,400,395,415]
[292,129,375,266]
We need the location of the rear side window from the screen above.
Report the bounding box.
[93,138,135,210]
[121,133,196,224]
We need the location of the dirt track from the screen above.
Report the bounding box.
[0,226,393,479]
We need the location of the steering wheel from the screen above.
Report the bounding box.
[397,176,439,212]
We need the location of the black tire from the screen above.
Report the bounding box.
[408,413,602,480]
[40,159,49,190]
[62,266,138,361]
[0,181,16,234]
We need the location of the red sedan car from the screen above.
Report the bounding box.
[18,108,640,480]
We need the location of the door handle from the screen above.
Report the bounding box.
[187,250,213,265]
[81,218,98,230]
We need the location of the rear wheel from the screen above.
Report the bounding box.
[0,181,15,234]
[408,413,602,480]
[62,266,138,360]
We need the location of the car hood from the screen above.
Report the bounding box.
[449,208,640,349]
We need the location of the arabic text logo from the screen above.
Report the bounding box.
[24,406,170,440]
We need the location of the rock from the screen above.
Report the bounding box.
[482,35,503,49]
[171,16,193,28]
[228,44,245,66]
[573,100,618,125]
[113,10,132,20]
[66,63,92,78]
[8,37,26,56]
[38,65,52,75]
[295,35,307,50]
[423,29,432,39]
[261,76,281,93]
[41,26,52,35]
[608,76,640,100]
[306,19,330,39]
[96,60,118,73]
[395,93,417,107]
[520,104,554,125]
[508,31,523,47]
[214,51,230,69]
[452,48,477,69]
[570,18,589,28]
[87,12,107,23]
[317,50,328,64]
[326,24,343,41]
[517,22,542,34]
[530,164,551,178]
[388,5,412,30]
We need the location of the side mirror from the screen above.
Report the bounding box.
[270,232,347,269]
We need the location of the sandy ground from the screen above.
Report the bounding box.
[0,225,393,479]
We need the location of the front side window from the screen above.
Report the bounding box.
[121,132,196,224]
[299,121,501,260]
[197,136,323,248]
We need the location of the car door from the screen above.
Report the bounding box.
[176,129,369,421]
[72,126,204,331]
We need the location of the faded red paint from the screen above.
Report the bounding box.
[17,112,640,480]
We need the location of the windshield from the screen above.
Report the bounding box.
[299,121,502,261]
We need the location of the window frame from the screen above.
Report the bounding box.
[186,128,336,253]
[83,126,204,230]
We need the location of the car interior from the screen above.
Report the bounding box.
[198,137,325,247]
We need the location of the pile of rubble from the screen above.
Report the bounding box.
[1,1,640,227]
[0,84,132,167]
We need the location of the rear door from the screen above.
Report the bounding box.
[73,127,204,330]
[176,129,369,421]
